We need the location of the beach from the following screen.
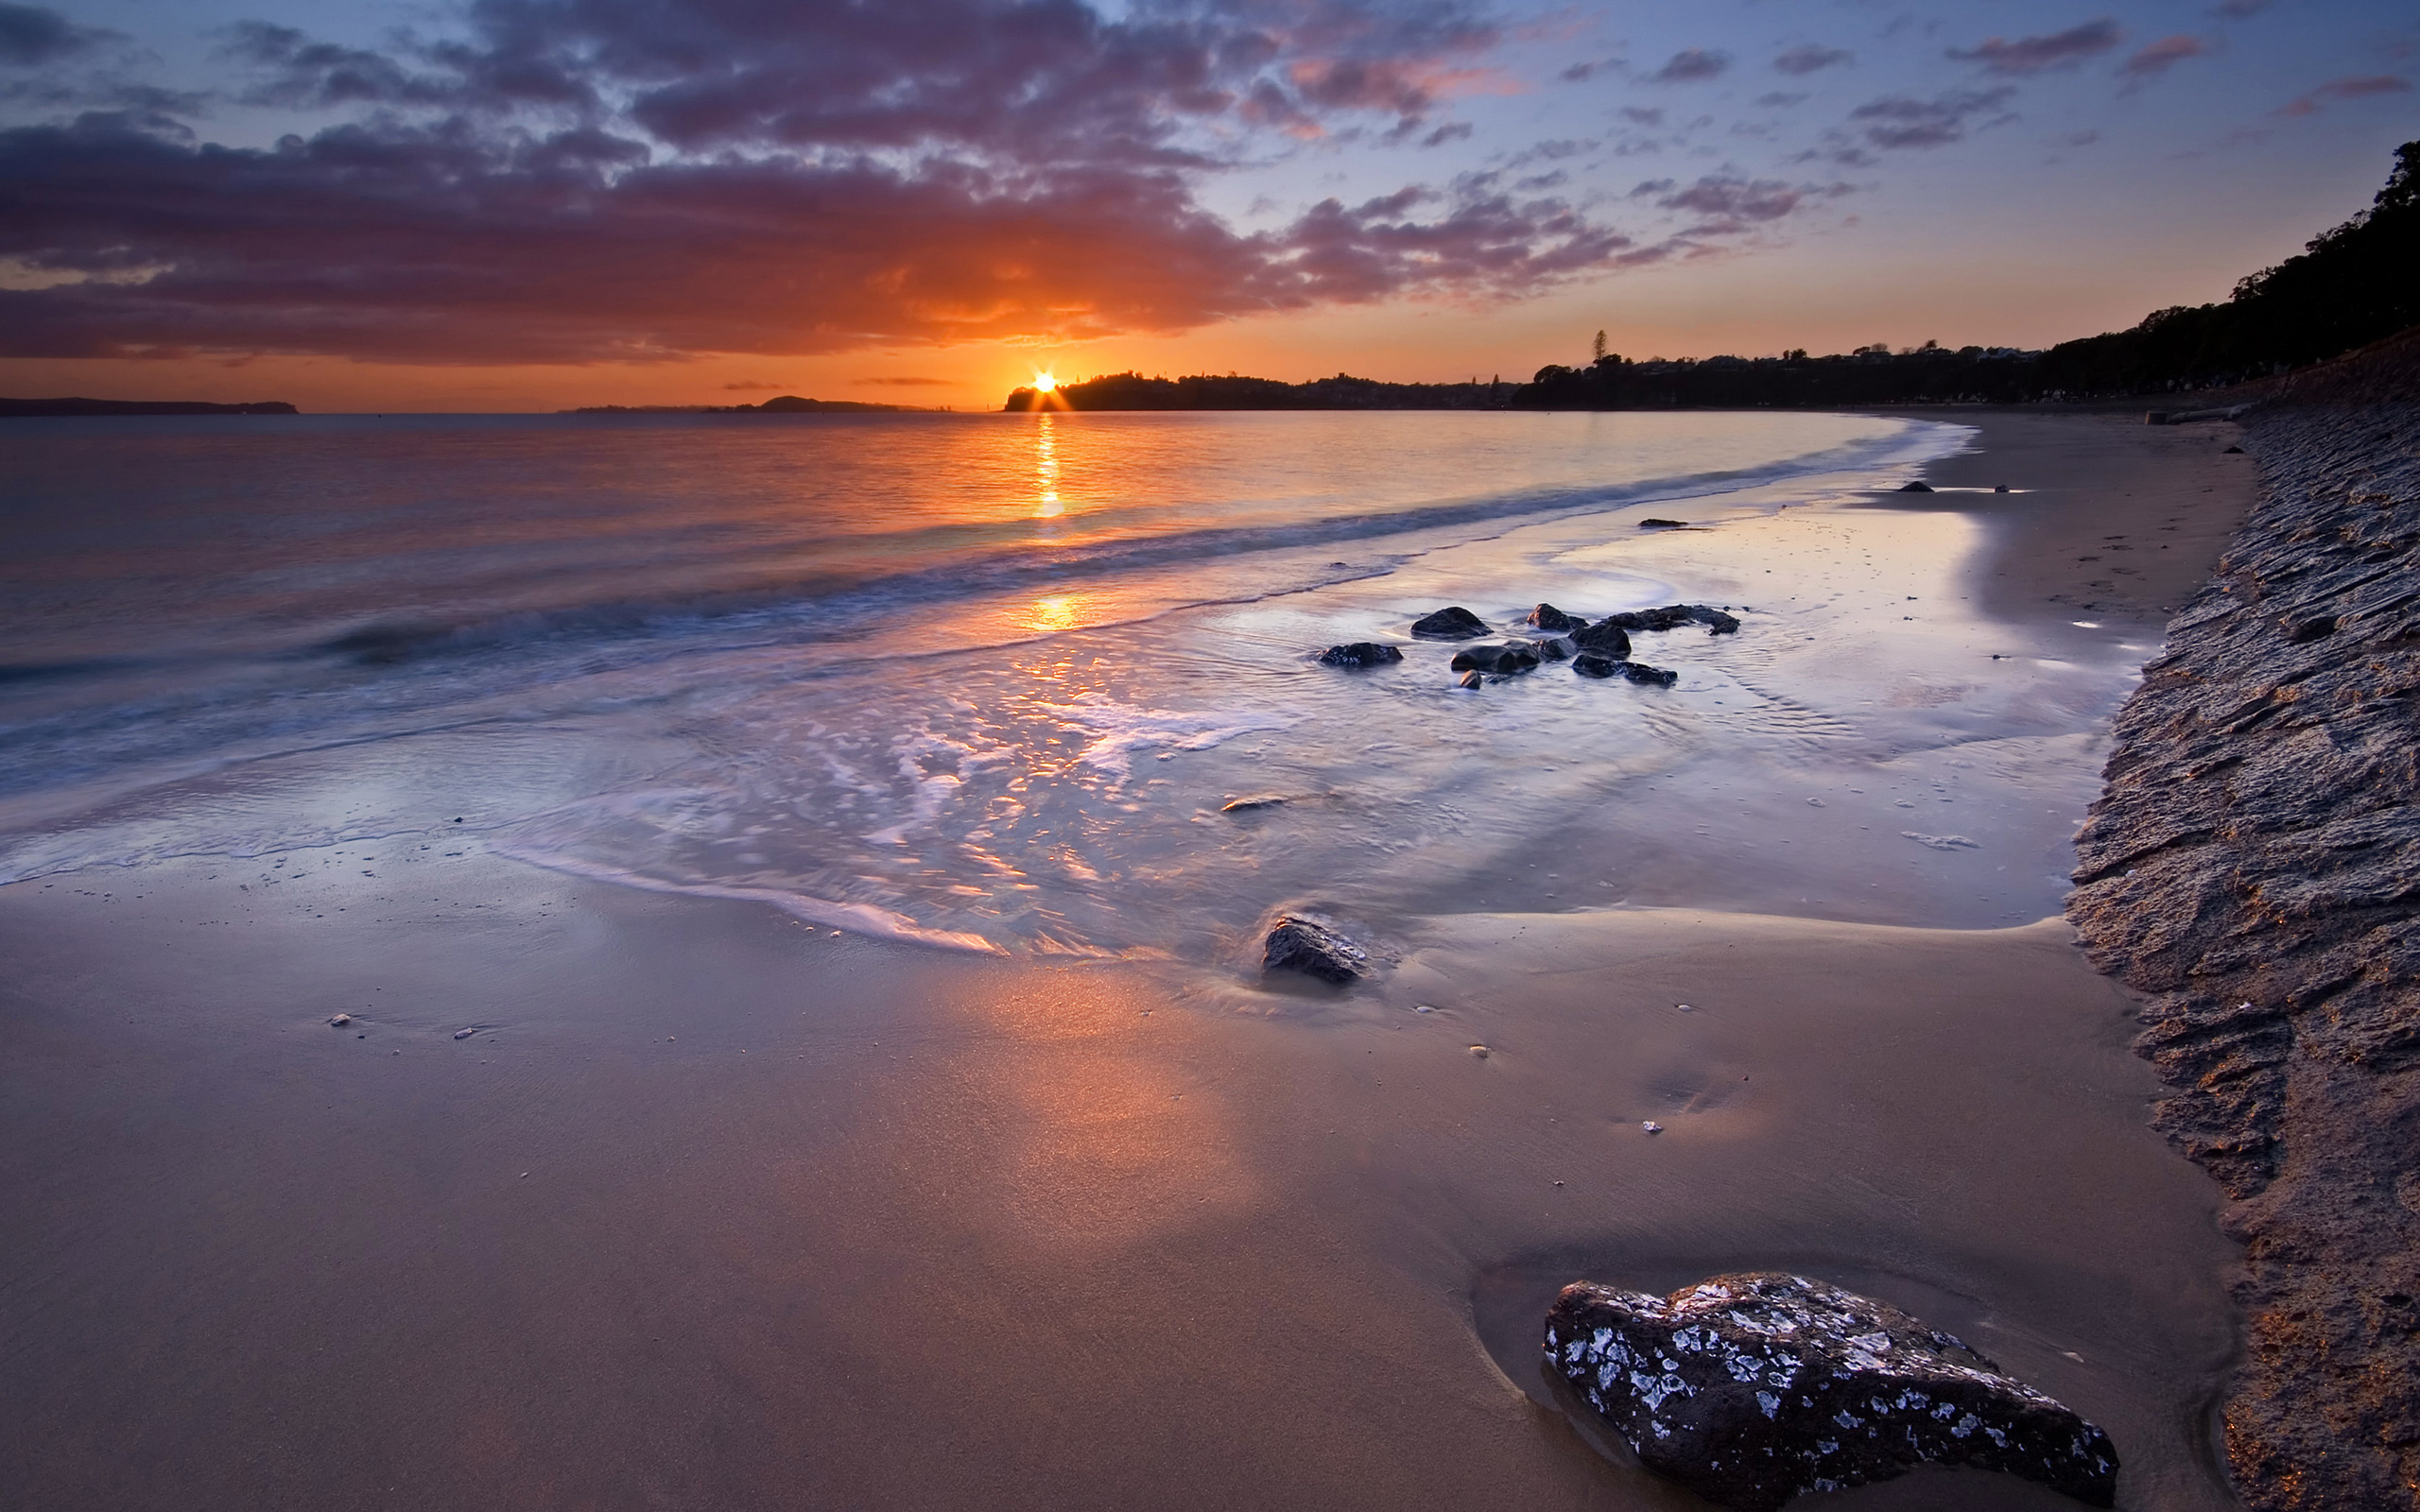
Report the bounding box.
[1,410,2260,1509]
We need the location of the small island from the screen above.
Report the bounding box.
[567,395,932,415]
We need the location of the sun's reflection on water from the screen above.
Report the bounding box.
[1033,411,1063,519]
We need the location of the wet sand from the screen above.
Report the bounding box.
[0,411,2259,1510]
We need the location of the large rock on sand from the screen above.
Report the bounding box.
[1409,606,1488,639]
[1261,915,1366,984]
[1545,1274,2118,1510]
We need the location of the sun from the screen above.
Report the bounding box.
[1030,370,1057,393]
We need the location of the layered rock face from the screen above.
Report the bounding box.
[2067,377,2420,1508]
[1545,1273,2118,1509]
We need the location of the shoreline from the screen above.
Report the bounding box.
[0,410,2263,1509]
[2066,337,2420,1507]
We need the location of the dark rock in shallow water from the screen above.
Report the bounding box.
[1545,1273,2118,1511]
[1601,604,1739,636]
[1639,518,1688,528]
[1260,915,1365,983]
[1531,636,1575,662]
[1897,480,1936,492]
[1527,603,1587,631]
[1316,642,1404,667]
[1409,606,1488,639]
[1456,670,1484,690]
[1569,621,1634,658]
[1449,644,1540,675]
[1616,662,1678,687]
[1571,653,1620,679]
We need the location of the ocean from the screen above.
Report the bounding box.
[0,408,2153,961]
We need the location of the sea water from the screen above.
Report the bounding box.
[0,409,2150,961]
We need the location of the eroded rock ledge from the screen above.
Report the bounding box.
[2066,372,2420,1508]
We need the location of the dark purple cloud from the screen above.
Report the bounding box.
[1845,87,2018,150]
[1650,49,1729,83]
[1947,19,2123,77]
[0,2,108,66]
[1772,45,1852,77]
[0,105,1634,362]
[2273,74,2411,117]
[0,0,1674,362]
[2122,35,2212,80]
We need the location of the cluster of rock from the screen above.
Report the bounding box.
[1314,600,1737,691]
[2066,387,2420,1508]
[1544,1273,2118,1509]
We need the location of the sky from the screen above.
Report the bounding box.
[1,0,2413,410]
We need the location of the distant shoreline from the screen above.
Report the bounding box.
[0,397,297,417]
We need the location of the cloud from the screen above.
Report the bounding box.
[1650,49,1729,83]
[1755,92,1807,109]
[722,380,788,389]
[0,2,111,66]
[0,1,1681,362]
[2212,0,2270,17]
[1846,87,2018,149]
[1653,176,1808,223]
[2122,35,2213,80]
[1772,45,1852,77]
[0,108,1642,363]
[1947,19,2123,77]
[856,376,953,386]
[1619,106,1665,125]
[2273,74,2412,116]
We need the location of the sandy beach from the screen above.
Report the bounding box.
[1,411,2262,1510]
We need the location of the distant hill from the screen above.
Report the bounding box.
[999,138,2417,412]
[0,397,298,417]
[569,395,930,414]
[1003,371,1510,412]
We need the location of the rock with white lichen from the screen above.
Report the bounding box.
[1543,1273,2118,1510]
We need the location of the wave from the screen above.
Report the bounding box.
[290,427,1940,678]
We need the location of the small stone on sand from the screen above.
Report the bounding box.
[328,1013,351,1026]
[1468,1045,1489,1058]
[1642,1121,1663,1133]
[453,1027,475,1040]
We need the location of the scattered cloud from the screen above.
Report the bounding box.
[722,380,789,389]
[856,376,953,387]
[1650,49,1730,84]
[2273,74,2411,117]
[2123,36,2213,81]
[1654,175,1811,223]
[1620,106,1666,126]
[1773,45,1853,77]
[1846,87,2019,150]
[1947,19,2123,77]
[1755,92,1807,109]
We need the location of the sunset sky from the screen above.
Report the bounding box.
[2,0,2413,410]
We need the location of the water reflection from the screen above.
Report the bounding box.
[1033,412,1063,519]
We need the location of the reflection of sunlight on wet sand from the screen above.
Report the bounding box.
[1027,594,1080,632]
[953,978,1259,1253]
